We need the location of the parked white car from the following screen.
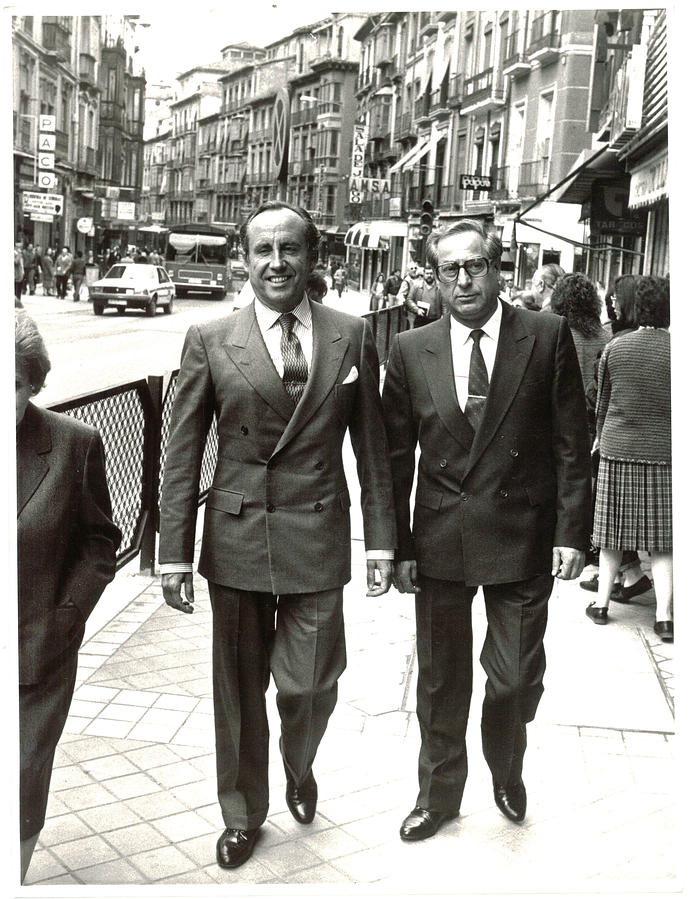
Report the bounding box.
[89,264,175,316]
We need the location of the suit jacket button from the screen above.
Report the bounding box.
[439,459,448,468]
[240,425,248,435]
[461,492,468,502]
[315,461,324,470]
[267,503,275,513]
[500,489,508,498]
[510,449,519,457]
[314,502,324,512]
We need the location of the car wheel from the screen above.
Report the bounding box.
[164,296,174,314]
[117,306,126,315]
[146,296,157,317]
[93,303,104,315]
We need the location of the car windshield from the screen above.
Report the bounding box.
[104,265,157,281]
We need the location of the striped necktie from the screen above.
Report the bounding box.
[465,329,489,431]
[279,312,308,405]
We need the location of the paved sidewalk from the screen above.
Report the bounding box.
[22,537,676,892]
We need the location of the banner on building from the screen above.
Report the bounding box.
[348,177,390,196]
[349,124,368,204]
[628,147,667,209]
[459,173,492,191]
[23,191,63,216]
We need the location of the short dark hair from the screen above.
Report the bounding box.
[635,275,670,328]
[15,310,51,394]
[425,219,502,270]
[306,271,328,302]
[551,272,602,337]
[240,201,319,266]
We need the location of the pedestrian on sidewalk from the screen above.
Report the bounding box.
[585,275,673,642]
[159,200,396,871]
[332,263,346,298]
[40,247,55,296]
[14,240,25,306]
[404,264,445,327]
[15,311,121,883]
[69,250,87,301]
[384,268,403,307]
[54,247,73,299]
[22,243,36,296]
[382,218,591,843]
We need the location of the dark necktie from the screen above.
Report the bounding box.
[465,328,489,431]
[279,312,308,406]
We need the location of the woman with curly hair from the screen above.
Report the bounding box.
[551,272,609,396]
[585,276,672,642]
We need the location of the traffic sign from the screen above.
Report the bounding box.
[23,191,64,215]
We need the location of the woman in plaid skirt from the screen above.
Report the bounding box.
[585,276,672,642]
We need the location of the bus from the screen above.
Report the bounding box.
[164,224,231,299]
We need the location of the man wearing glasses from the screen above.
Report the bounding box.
[382,219,591,842]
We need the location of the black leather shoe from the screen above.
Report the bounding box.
[585,602,609,625]
[285,769,318,824]
[216,827,260,868]
[613,576,652,604]
[399,806,457,841]
[654,620,674,643]
[493,781,527,823]
[580,576,625,601]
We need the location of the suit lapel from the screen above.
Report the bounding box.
[16,403,52,515]
[222,303,295,422]
[464,303,534,476]
[273,301,348,456]
[420,318,475,451]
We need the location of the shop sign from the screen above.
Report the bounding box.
[628,147,668,209]
[349,177,390,195]
[23,191,64,215]
[459,173,492,191]
[591,181,647,235]
[389,197,401,217]
[151,211,165,222]
[31,213,53,223]
[350,124,368,204]
[77,217,94,234]
[117,201,136,221]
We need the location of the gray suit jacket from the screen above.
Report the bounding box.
[159,301,396,594]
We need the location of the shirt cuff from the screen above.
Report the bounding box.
[160,563,194,575]
[365,550,395,560]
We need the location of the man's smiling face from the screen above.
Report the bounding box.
[246,208,312,313]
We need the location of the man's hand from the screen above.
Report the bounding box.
[366,559,394,596]
[552,547,585,580]
[162,571,195,613]
[393,560,421,593]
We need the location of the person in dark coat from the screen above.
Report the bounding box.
[15,311,121,881]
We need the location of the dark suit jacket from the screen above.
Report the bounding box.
[159,301,396,594]
[382,303,592,585]
[17,403,121,684]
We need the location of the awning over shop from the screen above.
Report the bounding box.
[552,145,623,204]
[628,146,667,209]
[389,137,429,174]
[344,219,408,249]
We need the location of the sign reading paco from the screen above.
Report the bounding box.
[459,174,492,191]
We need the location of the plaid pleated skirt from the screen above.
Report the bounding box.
[593,456,672,552]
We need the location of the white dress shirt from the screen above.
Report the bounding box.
[253,294,314,375]
[450,299,502,410]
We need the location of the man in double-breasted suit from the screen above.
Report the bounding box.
[382,219,591,842]
[159,201,396,869]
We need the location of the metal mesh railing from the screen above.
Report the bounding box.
[159,371,219,508]
[50,381,153,567]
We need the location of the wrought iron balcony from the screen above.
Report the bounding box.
[76,146,96,174]
[458,67,505,112]
[518,158,550,196]
[527,12,560,64]
[414,94,431,121]
[42,20,71,61]
[503,30,531,78]
[429,83,450,116]
[393,112,416,141]
[100,101,125,126]
[291,106,318,126]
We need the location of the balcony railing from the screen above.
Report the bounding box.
[369,116,391,140]
[79,53,97,86]
[393,112,416,141]
[489,165,510,200]
[518,158,550,196]
[249,126,273,143]
[414,93,431,120]
[13,113,33,153]
[42,21,71,61]
[598,45,645,148]
[504,29,531,76]
[360,195,391,219]
[459,67,503,109]
[291,106,318,126]
[430,82,449,114]
[356,68,378,93]
[55,129,69,158]
[528,12,560,59]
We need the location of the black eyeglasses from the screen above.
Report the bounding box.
[436,257,490,282]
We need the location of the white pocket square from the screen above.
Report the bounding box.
[342,365,359,385]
